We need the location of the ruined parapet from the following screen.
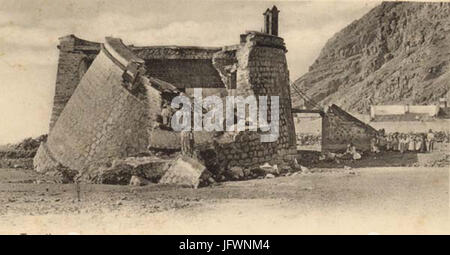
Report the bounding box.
[50,35,101,131]
[35,37,152,176]
[212,47,238,91]
[322,104,378,152]
[130,46,225,90]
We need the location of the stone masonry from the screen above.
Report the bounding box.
[50,35,100,130]
[35,6,298,179]
[322,104,378,152]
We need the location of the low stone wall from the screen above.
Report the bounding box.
[216,131,281,169]
[370,105,440,118]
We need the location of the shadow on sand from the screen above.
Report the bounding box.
[297,150,423,169]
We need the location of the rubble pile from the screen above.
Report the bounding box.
[79,156,171,185]
[297,134,321,146]
[0,135,47,169]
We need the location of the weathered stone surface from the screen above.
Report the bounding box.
[80,156,170,184]
[129,175,150,186]
[122,156,170,182]
[43,38,151,173]
[259,162,279,175]
[38,8,299,181]
[322,104,378,152]
[33,143,60,174]
[159,156,207,188]
[227,166,244,180]
[265,173,275,179]
[148,129,181,150]
[211,32,297,170]
[50,35,100,130]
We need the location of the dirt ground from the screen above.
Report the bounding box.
[0,164,448,234]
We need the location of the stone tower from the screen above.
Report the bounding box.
[50,35,100,131]
[214,7,297,168]
[263,5,279,36]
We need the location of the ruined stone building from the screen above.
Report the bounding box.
[292,105,378,153]
[34,6,298,179]
[321,104,378,152]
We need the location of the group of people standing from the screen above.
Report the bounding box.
[378,129,435,154]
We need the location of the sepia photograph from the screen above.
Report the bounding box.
[0,0,449,236]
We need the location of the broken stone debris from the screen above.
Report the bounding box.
[159,156,208,189]
[259,163,279,175]
[84,156,170,185]
[228,166,245,180]
[265,173,275,179]
[300,165,309,173]
[129,175,150,186]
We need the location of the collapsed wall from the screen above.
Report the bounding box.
[322,104,378,152]
[34,38,154,175]
[131,46,225,89]
[50,40,228,130]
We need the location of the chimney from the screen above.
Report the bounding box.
[263,6,279,36]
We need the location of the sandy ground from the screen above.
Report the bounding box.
[0,166,448,234]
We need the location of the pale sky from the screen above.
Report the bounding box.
[0,0,380,144]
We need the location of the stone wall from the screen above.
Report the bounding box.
[142,59,225,89]
[50,35,100,130]
[36,39,152,174]
[50,39,227,130]
[370,105,440,118]
[322,104,378,152]
[132,46,225,89]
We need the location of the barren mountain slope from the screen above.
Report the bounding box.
[292,2,450,113]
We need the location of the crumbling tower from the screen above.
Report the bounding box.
[263,5,279,36]
[214,5,297,168]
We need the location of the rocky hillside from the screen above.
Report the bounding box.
[292,2,450,113]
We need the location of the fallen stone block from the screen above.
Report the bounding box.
[159,156,207,188]
[228,166,244,180]
[129,175,150,186]
[81,156,170,185]
[300,165,309,173]
[123,156,171,182]
[259,163,279,175]
[265,173,275,179]
[148,129,181,150]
